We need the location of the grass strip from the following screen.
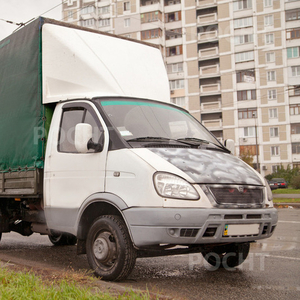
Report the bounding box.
[272,189,300,194]
[273,198,300,203]
[0,267,153,300]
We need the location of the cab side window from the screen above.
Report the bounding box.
[58,106,103,153]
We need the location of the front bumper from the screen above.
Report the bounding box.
[123,207,278,247]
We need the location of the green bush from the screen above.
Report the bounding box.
[291,175,300,189]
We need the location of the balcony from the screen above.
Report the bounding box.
[200,83,221,94]
[197,13,217,25]
[197,0,217,8]
[198,30,218,42]
[140,1,162,13]
[202,119,222,130]
[199,47,219,59]
[199,64,219,77]
[201,101,221,112]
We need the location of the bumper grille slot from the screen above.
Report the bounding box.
[247,214,262,219]
[224,214,243,219]
[180,228,199,237]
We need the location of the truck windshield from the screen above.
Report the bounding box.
[97,98,223,148]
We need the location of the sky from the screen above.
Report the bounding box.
[0,0,62,40]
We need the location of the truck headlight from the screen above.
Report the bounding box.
[153,172,200,200]
[264,178,273,202]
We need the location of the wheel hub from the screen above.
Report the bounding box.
[93,231,117,264]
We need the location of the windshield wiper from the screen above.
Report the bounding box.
[126,136,172,142]
[177,138,230,153]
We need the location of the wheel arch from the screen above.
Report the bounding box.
[76,193,130,241]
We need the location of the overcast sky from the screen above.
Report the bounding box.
[0,0,62,40]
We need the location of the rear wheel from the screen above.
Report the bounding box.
[48,231,77,246]
[86,215,136,281]
[201,242,250,269]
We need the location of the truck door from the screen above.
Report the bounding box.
[44,101,108,233]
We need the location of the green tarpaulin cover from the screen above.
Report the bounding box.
[0,18,48,172]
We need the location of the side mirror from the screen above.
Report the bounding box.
[224,139,235,155]
[75,123,93,153]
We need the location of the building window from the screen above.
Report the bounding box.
[266,52,275,63]
[264,0,272,7]
[237,90,256,101]
[233,0,252,11]
[234,17,253,28]
[292,143,300,154]
[124,18,130,27]
[165,11,181,22]
[271,146,280,156]
[234,34,253,45]
[287,47,300,59]
[98,6,110,14]
[287,28,300,40]
[235,51,254,63]
[81,18,95,27]
[166,28,182,40]
[141,11,162,23]
[141,29,162,40]
[166,45,183,56]
[243,126,255,137]
[238,108,257,119]
[165,0,181,6]
[272,165,280,173]
[265,33,274,44]
[264,15,274,26]
[236,69,255,83]
[99,18,110,27]
[171,97,185,107]
[67,11,73,19]
[170,79,184,90]
[167,62,183,73]
[267,70,276,81]
[270,127,279,137]
[124,2,130,11]
[269,108,278,118]
[291,123,300,134]
[286,9,300,22]
[81,6,95,14]
[291,66,300,77]
[268,89,277,100]
[290,104,300,115]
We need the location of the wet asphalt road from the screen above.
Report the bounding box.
[0,208,299,300]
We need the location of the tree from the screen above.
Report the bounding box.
[239,148,254,168]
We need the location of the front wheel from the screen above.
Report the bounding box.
[48,231,77,246]
[201,242,250,269]
[86,215,136,281]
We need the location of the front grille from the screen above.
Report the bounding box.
[209,186,263,206]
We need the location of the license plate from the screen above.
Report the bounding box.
[223,224,260,236]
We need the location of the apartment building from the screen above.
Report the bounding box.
[62,0,300,175]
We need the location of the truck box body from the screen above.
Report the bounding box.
[0,17,169,196]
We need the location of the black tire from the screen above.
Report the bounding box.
[0,232,2,241]
[48,230,77,246]
[201,242,250,269]
[86,215,136,281]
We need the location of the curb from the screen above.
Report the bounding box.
[274,203,300,209]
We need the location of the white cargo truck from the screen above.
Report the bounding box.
[0,18,277,281]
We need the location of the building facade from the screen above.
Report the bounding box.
[62,0,300,175]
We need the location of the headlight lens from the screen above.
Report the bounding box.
[264,178,273,201]
[153,172,200,200]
